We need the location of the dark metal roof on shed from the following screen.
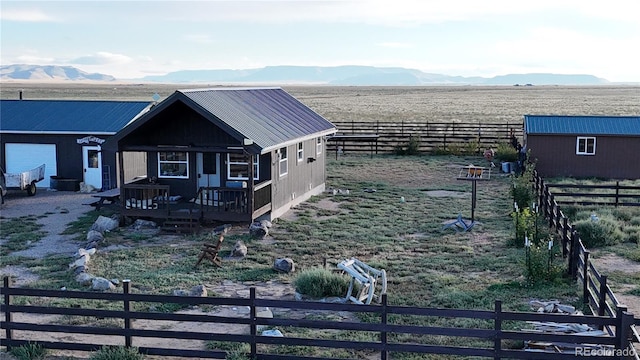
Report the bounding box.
[524,115,640,136]
[0,100,152,134]
[178,87,337,152]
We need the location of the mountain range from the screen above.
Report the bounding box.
[1,64,611,85]
[1,64,115,81]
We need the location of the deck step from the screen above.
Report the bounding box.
[162,216,200,234]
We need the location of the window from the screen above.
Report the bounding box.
[227,153,259,180]
[316,137,323,155]
[576,137,596,155]
[279,147,288,176]
[158,152,188,178]
[297,142,304,162]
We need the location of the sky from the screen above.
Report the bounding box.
[1,0,640,82]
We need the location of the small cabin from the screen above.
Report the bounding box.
[524,115,640,179]
[106,87,337,224]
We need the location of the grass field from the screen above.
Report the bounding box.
[1,83,639,124]
[1,83,638,358]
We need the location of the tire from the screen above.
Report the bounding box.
[26,183,37,196]
[0,190,4,204]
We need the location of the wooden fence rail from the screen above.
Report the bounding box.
[1,276,635,359]
[533,170,640,358]
[326,120,522,154]
[545,182,640,207]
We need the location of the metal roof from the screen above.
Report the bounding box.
[524,115,640,136]
[178,87,337,152]
[0,100,152,134]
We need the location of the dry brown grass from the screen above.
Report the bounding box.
[2,83,638,124]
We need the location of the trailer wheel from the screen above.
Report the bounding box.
[26,182,37,196]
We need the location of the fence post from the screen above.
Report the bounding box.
[250,287,257,358]
[123,279,132,348]
[598,276,607,318]
[583,251,590,304]
[562,217,569,258]
[548,195,555,228]
[494,300,502,360]
[568,227,577,278]
[616,305,633,359]
[615,181,620,207]
[381,294,388,360]
[3,277,13,351]
[572,232,581,280]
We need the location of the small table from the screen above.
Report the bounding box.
[91,188,121,210]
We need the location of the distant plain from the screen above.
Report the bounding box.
[1,82,638,124]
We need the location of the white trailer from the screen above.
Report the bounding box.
[0,164,46,203]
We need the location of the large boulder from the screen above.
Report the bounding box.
[91,277,116,291]
[274,258,295,273]
[249,221,269,239]
[231,241,248,258]
[91,215,119,233]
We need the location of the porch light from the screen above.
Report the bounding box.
[243,138,254,146]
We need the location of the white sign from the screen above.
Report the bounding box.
[76,136,106,145]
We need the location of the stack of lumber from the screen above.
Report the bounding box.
[523,300,612,354]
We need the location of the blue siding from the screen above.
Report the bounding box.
[0,100,151,133]
[524,115,640,136]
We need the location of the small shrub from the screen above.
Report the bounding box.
[574,217,624,247]
[524,238,563,285]
[294,268,351,298]
[394,136,421,155]
[89,345,145,360]
[445,143,463,155]
[10,342,47,360]
[495,143,518,162]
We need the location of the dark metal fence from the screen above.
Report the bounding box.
[1,276,635,359]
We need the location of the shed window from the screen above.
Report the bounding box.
[158,152,188,178]
[227,153,259,180]
[316,137,323,155]
[297,142,304,162]
[279,147,288,177]
[576,137,596,155]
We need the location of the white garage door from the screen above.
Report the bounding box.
[5,143,57,188]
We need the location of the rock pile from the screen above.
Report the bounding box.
[68,215,158,292]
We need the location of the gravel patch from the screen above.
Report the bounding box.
[1,189,95,259]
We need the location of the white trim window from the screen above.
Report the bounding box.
[227,153,259,180]
[316,137,323,155]
[278,147,288,177]
[297,142,304,162]
[576,137,596,155]
[158,152,189,178]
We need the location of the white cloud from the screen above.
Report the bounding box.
[0,8,58,22]
[70,52,132,66]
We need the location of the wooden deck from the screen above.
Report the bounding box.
[119,184,270,223]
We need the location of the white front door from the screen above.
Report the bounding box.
[196,152,220,188]
[82,146,102,189]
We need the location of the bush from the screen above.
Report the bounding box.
[294,268,351,298]
[10,342,47,360]
[89,346,145,360]
[495,143,518,162]
[574,217,624,247]
[524,238,563,285]
[394,136,421,155]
